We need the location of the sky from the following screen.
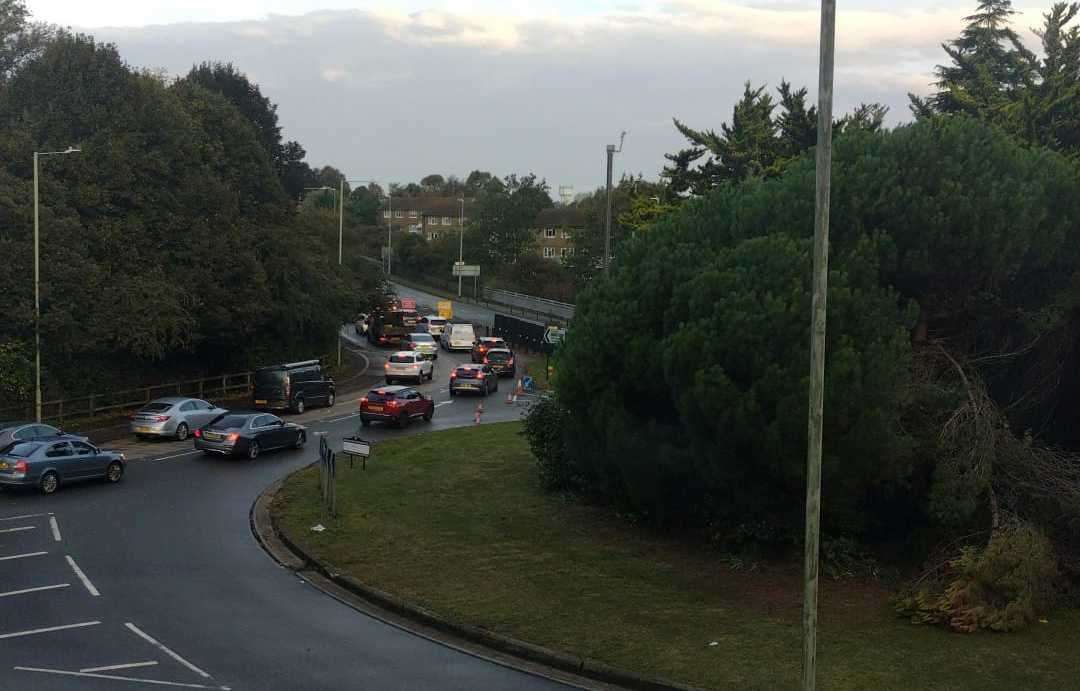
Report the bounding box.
[25,1,1053,195]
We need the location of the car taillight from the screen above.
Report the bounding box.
[155,415,170,422]
[483,357,489,364]
[384,363,390,369]
[387,400,399,408]
[226,433,239,442]
[193,429,202,438]
[450,372,457,379]
[406,343,415,349]
[508,358,514,365]
[360,397,368,407]
[14,460,28,473]
[477,373,486,379]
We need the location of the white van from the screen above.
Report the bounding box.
[441,323,476,352]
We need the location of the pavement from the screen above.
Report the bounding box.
[0,292,556,691]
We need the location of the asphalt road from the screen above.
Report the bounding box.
[0,295,557,691]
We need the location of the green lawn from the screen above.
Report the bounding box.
[272,422,1080,691]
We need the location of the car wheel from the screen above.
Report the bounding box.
[423,407,433,422]
[398,412,410,428]
[40,471,59,495]
[294,431,306,449]
[247,441,260,461]
[105,461,124,483]
[361,418,371,427]
[294,398,305,415]
[449,388,456,397]
[327,391,336,407]
[175,423,189,441]
[386,377,393,385]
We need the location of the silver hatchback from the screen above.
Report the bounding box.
[130,397,227,441]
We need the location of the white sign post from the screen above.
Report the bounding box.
[452,264,481,277]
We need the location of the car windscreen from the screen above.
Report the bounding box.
[140,402,173,413]
[384,310,419,327]
[455,368,479,378]
[410,334,435,342]
[389,354,416,363]
[428,318,446,325]
[366,390,397,403]
[254,370,286,387]
[208,415,251,429]
[3,441,42,457]
[486,351,511,362]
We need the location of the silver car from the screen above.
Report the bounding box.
[130,397,226,441]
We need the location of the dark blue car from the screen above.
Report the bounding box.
[0,436,126,494]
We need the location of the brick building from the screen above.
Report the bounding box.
[381,197,469,241]
[533,207,585,263]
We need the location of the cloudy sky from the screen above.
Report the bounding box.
[26,1,1050,194]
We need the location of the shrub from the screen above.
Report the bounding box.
[521,393,578,491]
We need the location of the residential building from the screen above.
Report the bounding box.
[533,207,584,263]
[380,197,470,240]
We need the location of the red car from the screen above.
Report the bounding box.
[359,385,435,428]
[471,337,507,363]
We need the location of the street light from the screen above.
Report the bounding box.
[457,197,465,297]
[34,146,81,422]
[604,131,626,273]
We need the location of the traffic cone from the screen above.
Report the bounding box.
[506,388,514,405]
[474,401,484,424]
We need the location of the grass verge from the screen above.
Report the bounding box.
[272,422,1080,691]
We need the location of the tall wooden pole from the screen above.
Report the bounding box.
[802,1,836,690]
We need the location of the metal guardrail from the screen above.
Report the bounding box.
[482,288,575,321]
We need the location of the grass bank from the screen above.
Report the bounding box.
[272,422,1080,690]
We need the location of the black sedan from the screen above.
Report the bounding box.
[193,412,306,460]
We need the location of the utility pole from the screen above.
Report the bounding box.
[802,2,837,691]
[387,194,393,276]
[603,131,625,273]
[458,197,465,297]
[338,177,345,266]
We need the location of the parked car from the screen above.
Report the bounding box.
[130,397,226,441]
[385,351,434,384]
[0,421,83,454]
[252,360,335,414]
[482,348,517,378]
[471,336,508,363]
[419,315,448,340]
[441,323,477,352]
[0,437,125,494]
[193,412,306,460]
[358,385,434,428]
[402,333,439,359]
[449,364,498,396]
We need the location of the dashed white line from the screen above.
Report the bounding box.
[0,551,48,562]
[0,621,100,639]
[49,516,62,542]
[65,555,100,596]
[80,661,159,673]
[434,401,454,408]
[14,667,229,690]
[0,513,48,522]
[0,525,35,534]
[326,413,360,423]
[0,583,70,598]
[154,450,201,461]
[125,623,211,679]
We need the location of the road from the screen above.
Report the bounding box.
[0,294,558,691]
[388,280,499,328]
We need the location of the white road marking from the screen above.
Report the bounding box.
[155,450,201,461]
[0,525,35,534]
[326,413,360,423]
[65,556,100,596]
[434,401,454,408]
[0,583,70,598]
[0,513,48,522]
[0,621,100,639]
[49,516,62,541]
[14,667,229,690]
[0,551,47,561]
[125,622,211,679]
[80,661,159,673]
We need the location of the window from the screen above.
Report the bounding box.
[180,401,198,412]
[46,442,72,458]
[562,230,572,239]
[253,415,275,428]
[394,210,404,218]
[544,227,556,238]
[543,247,556,258]
[561,247,574,258]
[430,232,439,240]
[442,216,452,225]
[72,441,95,456]
[383,210,390,219]
[428,216,439,225]
[408,210,418,218]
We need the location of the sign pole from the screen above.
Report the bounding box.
[802,1,836,690]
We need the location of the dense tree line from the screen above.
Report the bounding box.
[0,3,380,401]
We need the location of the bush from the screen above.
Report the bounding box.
[520,393,578,491]
[894,522,1059,632]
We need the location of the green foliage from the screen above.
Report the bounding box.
[472,172,552,267]
[0,340,32,402]
[520,393,578,491]
[894,523,1059,632]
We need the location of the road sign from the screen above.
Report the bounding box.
[401,297,416,310]
[437,300,453,319]
[342,436,373,470]
[452,264,480,277]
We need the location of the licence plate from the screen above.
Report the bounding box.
[204,432,223,441]
[135,426,151,433]
[255,399,267,405]
[368,405,384,412]
[0,462,7,470]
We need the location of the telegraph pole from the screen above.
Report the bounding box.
[603,131,625,273]
[802,1,837,690]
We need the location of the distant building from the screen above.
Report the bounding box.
[532,207,585,263]
[381,197,470,241]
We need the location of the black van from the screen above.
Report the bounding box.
[252,360,335,414]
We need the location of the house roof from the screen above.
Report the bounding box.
[383,197,471,216]
[535,207,585,227]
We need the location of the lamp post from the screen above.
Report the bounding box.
[457,197,465,297]
[603,131,626,273]
[34,146,81,423]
